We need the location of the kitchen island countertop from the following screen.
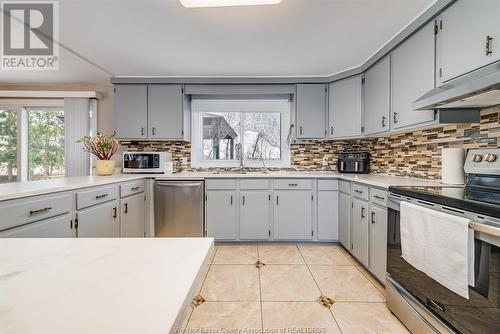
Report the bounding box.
[0,237,214,334]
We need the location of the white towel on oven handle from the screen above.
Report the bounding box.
[400,201,474,299]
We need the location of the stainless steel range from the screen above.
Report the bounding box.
[387,148,500,334]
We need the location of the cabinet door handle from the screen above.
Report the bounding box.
[374,195,385,200]
[299,126,303,135]
[381,116,386,127]
[131,186,140,191]
[276,195,279,206]
[242,195,245,206]
[95,193,108,200]
[29,207,52,215]
[152,127,156,136]
[124,203,128,214]
[141,127,145,136]
[361,207,366,218]
[330,126,333,135]
[393,112,398,123]
[288,183,298,187]
[230,195,233,205]
[371,212,376,224]
[354,189,363,194]
[486,35,493,56]
[113,207,117,219]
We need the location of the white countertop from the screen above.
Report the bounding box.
[0,238,214,334]
[0,171,444,202]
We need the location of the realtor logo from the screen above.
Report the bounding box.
[1,1,59,70]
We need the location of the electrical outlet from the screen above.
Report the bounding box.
[322,155,331,166]
[179,157,188,165]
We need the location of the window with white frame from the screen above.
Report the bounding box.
[0,99,95,183]
[191,99,291,168]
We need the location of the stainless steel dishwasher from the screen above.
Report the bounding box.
[154,180,204,237]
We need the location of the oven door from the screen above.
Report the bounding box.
[387,194,500,334]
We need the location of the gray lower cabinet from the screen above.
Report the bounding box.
[391,21,435,130]
[296,84,327,139]
[120,192,145,237]
[114,84,148,140]
[77,200,120,237]
[369,204,387,283]
[363,56,391,136]
[239,190,270,240]
[0,213,74,238]
[206,190,237,240]
[351,197,369,266]
[317,190,339,241]
[338,191,350,249]
[274,190,313,240]
[328,75,363,139]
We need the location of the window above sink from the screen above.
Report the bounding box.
[190,99,291,168]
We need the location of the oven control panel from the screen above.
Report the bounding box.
[464,148,500,175]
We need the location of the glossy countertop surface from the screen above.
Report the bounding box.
[0,238,214,334]
[0,171,443,201]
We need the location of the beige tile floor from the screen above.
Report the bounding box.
[182,243,409,334]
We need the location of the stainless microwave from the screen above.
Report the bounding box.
[122,152,171,174]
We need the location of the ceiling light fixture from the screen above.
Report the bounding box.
[180,0,282,8]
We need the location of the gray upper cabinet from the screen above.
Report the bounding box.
[148,85,184,140]
[328,75,363,139]
[115,84,189,141]
[391,21,436,130]
[115,85,148,140]
[363,56,391,136]
[437,0,500,84]
[296,84,327,139]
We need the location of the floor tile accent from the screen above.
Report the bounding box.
[331,302,410,334]
[191,295,206,308]
[201,265,260,301]
[299,245,352,265]
[316,295,335,309]
[309,265,385,302]
[254,260,265,268]
[213,245,258,264]
[187,302,262,331]
[258,244,305,264]
[262,302,342,334]
[260,265,321,301]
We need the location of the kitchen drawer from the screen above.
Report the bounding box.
[370,187,387,206]
[0,192,72,231]
[339,180,351,194]
[273,179,313,190]
[120,180,145,198]
[317,179,339,191]
[205,179,237,190]
[352,183,369,201]
[240,179,269,190]
[76,185,119,210]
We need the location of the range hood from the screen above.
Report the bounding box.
[413,63,500,111]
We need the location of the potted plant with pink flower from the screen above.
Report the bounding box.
[78,132,120,175]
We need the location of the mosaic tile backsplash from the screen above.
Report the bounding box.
[121,106,500,180]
